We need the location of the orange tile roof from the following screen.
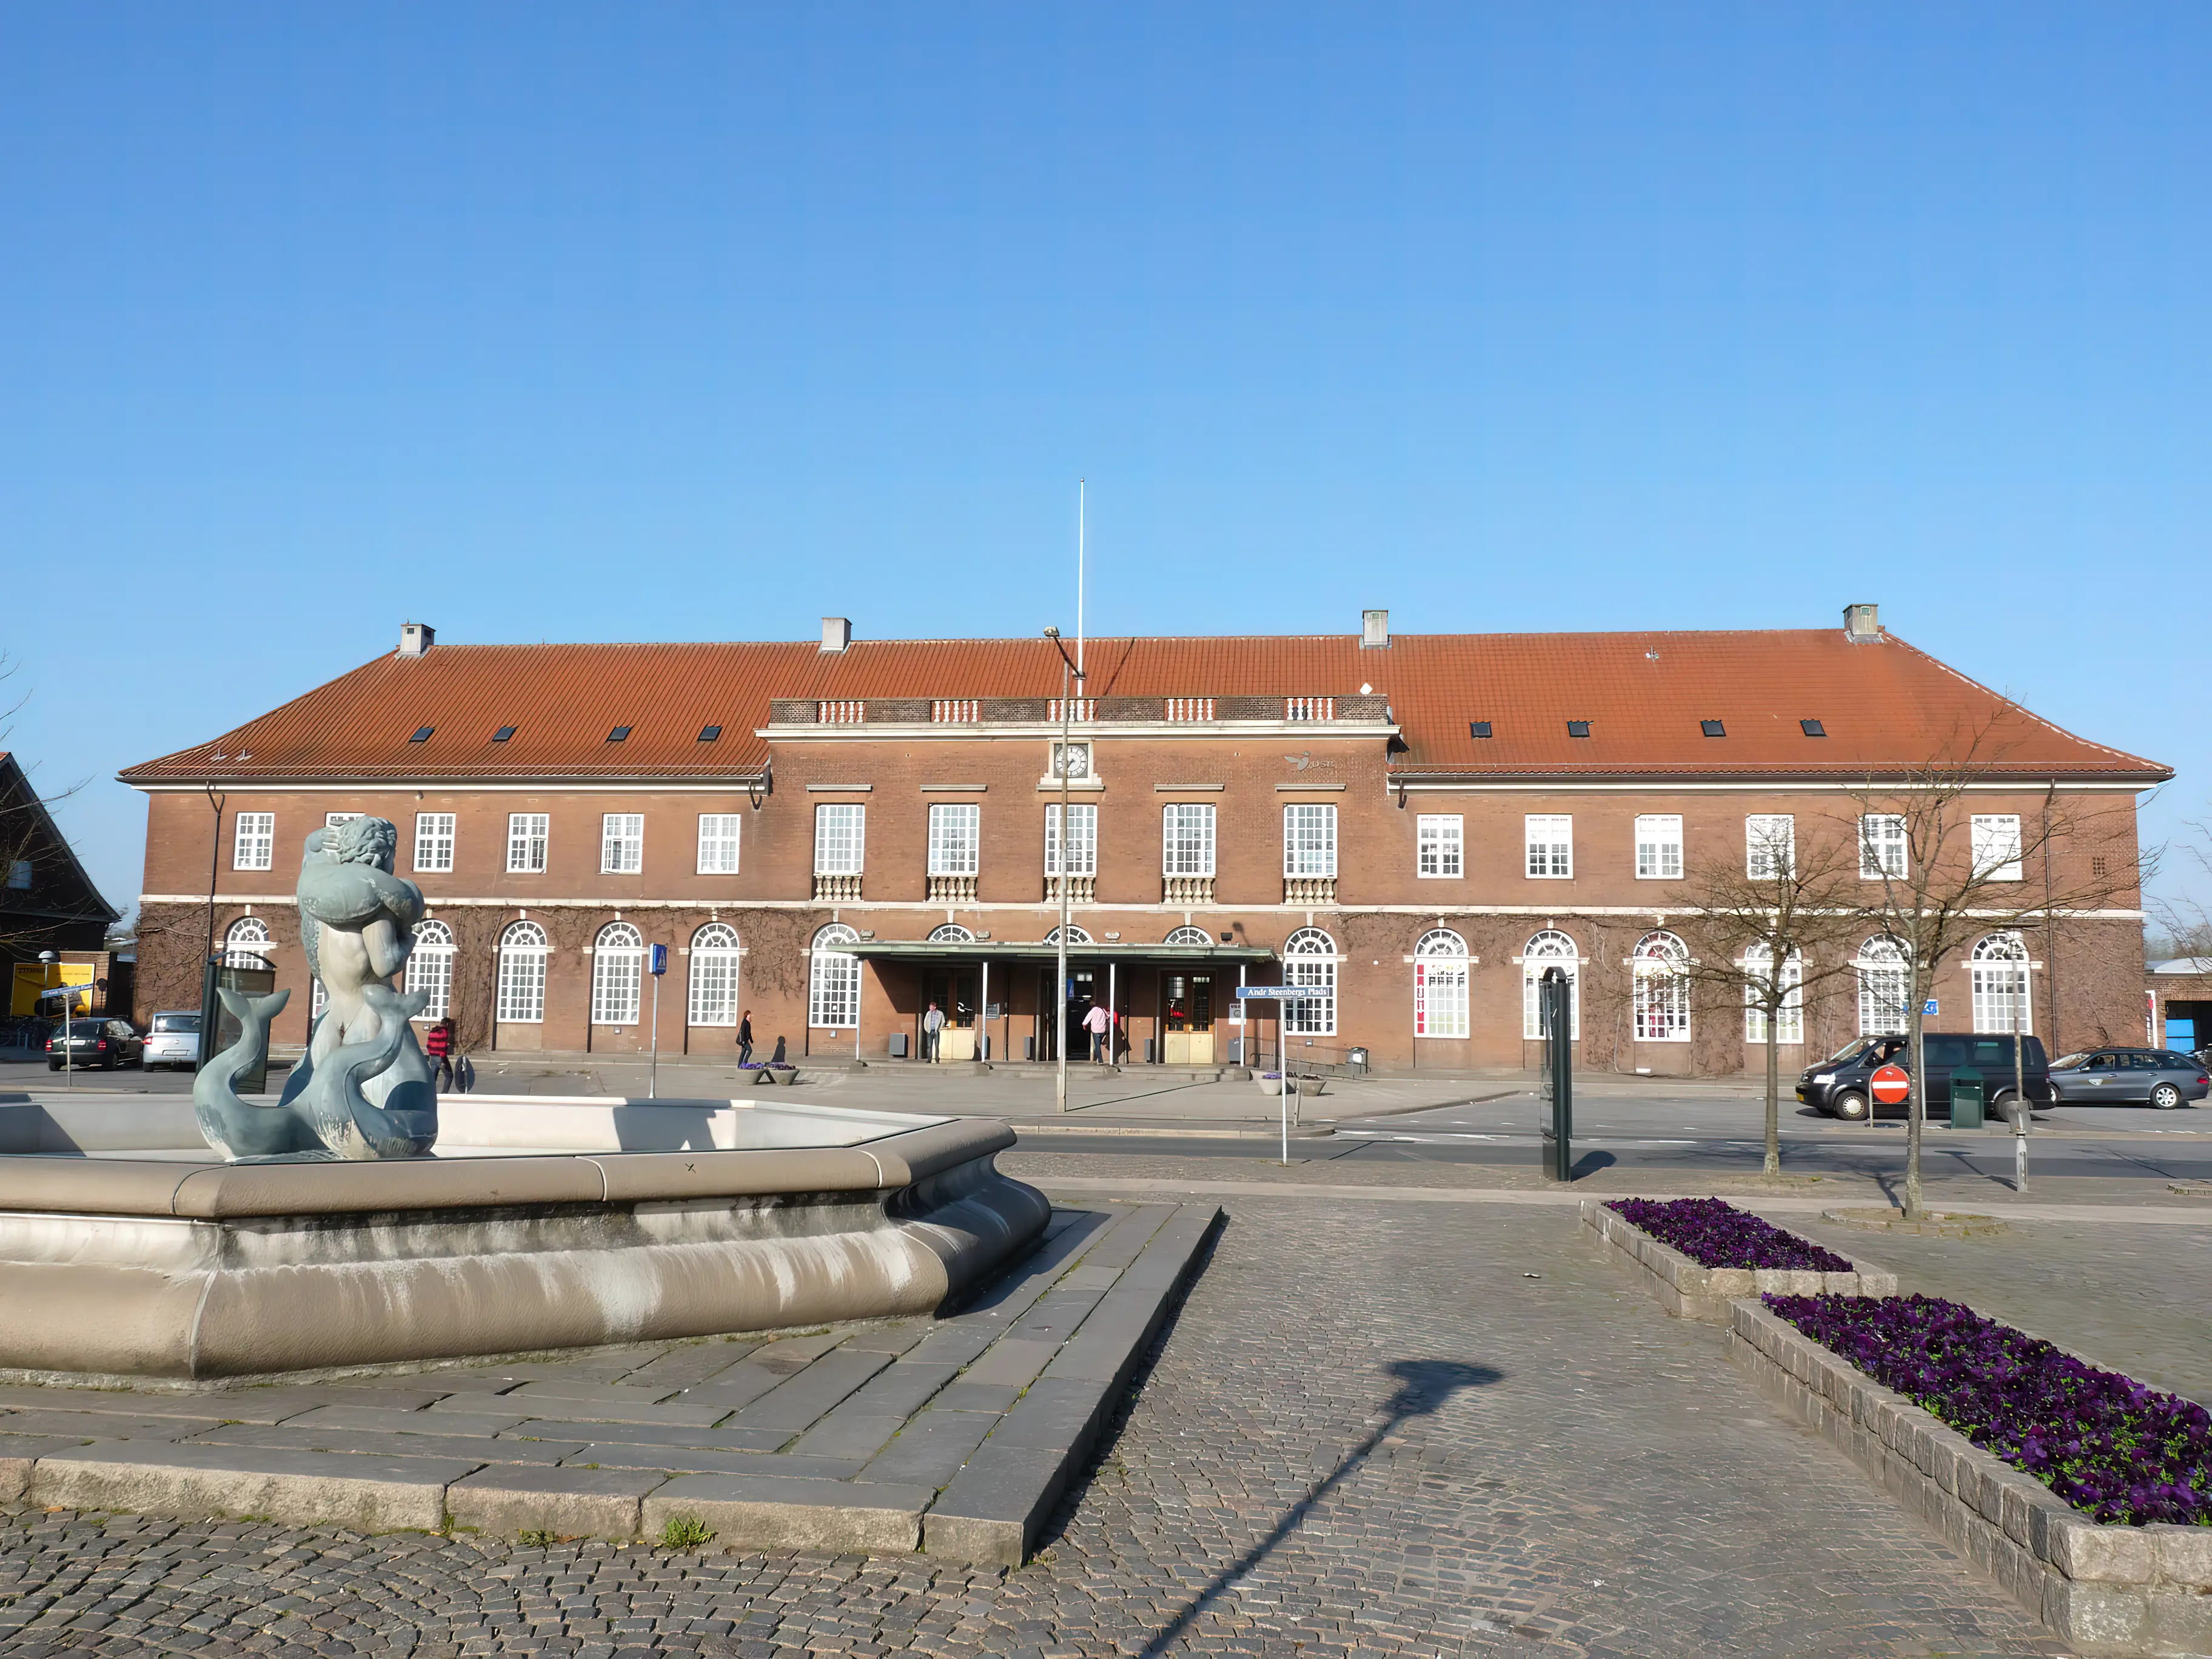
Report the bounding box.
[116,628,2168,786]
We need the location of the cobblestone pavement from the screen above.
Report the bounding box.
[0,1183,2075,1658]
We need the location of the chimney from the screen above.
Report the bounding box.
[400,622,435,657]
[1842,603,1880,644]
[820,617,853,653]
[1361,609,1389,649]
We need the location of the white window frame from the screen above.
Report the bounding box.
[4,859,27,891]
[223,915,272,969]
[507,813,549,874]
[1972,814,2024,882]
[404,919,456,1021]
[1969,933,2033,1035]
[809,923,861,1028]
[1860,814,1907,881]
[928,803,982,877]
[814,805,866,876]
[1164,925,1210,946]
[1635,814,1683,880]
[1524,814,1572,879]
[1856,936,1910,1036]
[1742,945,1803,1045]
[688,922,742,1028]
[1282,805,1338,879]
[413,812,456,874]
[591,920,645,1025]
[1413,928,1469,1040]
[232,813,275,872]
[1283,927,1337,1037]
[1632,930,1691,1043]
[495,920,548,1024]
[1045,804,1098,877]
[1416,814,1463,879]
[696,814,742,876]
[1521,930,1580,1041]
[324,811,361,828]
[1162,804,1216,877]
[1745,814,1796,881]
[601,813,645,875]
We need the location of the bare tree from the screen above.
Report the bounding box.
[1664,815,1869,1176]
[0,652,99,968]
[1849,731,2147,1218]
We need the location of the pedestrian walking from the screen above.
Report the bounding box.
[922,1002,947,1062]
[424,1016,455,1093]
[737,1010,754,1068]
[1082,1000,1111,1065]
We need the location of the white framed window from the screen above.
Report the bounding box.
[1045,804,1098,877]
[507,813,549,874]
[1746,814,1796,880]
[809,922,861,1028]
[927,923,975,943]
[1521,929,1580,1041]
[1856,936,1910,1036]
[1860,814,1907,880]
[233,813,275,871]
[1416,814,1463,879]
[1413,928,1469,1040]
[404,919,455,1021]
[5,859,27,890]
[1162,804,1216,877]
[1972,814,2023,882]
[223,916,272,970]
[1970,933,2032,1035]
[324,811,361,828]
[1524,814,1572,879]
[1632,930,1691,1042]
[1635,814,1683,880]
[1283,805,1338,878]
[688,922,742,1027]
[496,920,548,1024]
[413,812,456,874]
[310,977,327,1024]
[1283,927,1337,1037]
[591,920,645,1025]
[1164,925,1210,945]
[1044,924,1091,945]
[696,814,742,876]
[928,803,981,877]
[1742,945,1803,1045]
[814,805,865,876]
[601,813,645,875]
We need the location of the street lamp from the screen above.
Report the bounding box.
[1044,626,1085,1116]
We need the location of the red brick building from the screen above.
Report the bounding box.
[121,609,2167,1075]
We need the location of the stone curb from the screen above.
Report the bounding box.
[1580,1199,1897,1323]
[1726,1298,2212,1656]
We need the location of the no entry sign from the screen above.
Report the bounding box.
[1870,1064,1911,1105]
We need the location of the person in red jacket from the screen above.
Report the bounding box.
[424,1016,455,1093]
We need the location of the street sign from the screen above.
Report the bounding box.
[1235,986,1327,1000]
[1923,999,1939,1016]
[649,944,668,977]
[1870,1063,1911,1105]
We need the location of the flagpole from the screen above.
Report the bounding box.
[1076,479,1085,677]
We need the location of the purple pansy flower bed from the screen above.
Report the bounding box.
[1767,1293,2212,1527]
[1607,1198,1852,1273]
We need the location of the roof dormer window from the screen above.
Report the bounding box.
[409,726,434,743]
[1801,719,1826,737]
[492,726,517,743]
[1700,720,1725,738]
[697,725,722,742]
[1469,721,1492,739]
[608,726,632,743]
[1566,720,1590,739]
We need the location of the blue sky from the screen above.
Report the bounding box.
[3,5,2206,925]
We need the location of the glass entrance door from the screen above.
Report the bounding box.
[923,965,979,1061]
[1163,973,1214,1064]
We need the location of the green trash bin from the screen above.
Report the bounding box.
[1950,1066,1985,1130]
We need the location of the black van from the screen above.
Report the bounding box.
[1797,1033,2051,1121]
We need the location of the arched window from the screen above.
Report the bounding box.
[1632,930,1691,1042]
[1742,944,1803,1045]
[1856,936,1910,1036]
[1164,925,1211,947]
[1970,932,2031,1035]
[591,922,645,1027]
[223,916,272,970]
[404,919,456,1021]
[496,920,548,1025]
[1283,927,1337,1037]
[927,923,975,943]
[1521,930,1580,1041]
[809,923,861,1028]
[688,922,742,1028]
[1413,928,1469,1040]
[1044,925,1091,945]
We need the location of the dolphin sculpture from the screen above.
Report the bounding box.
[192,988,318,1161]
[281,984,438,1159]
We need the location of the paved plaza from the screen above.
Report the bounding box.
[13,1143,2193,1655]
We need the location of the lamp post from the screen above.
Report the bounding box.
[1044,626,1085,1116]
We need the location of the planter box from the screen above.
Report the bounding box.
[1728,1298,2212,1656]
[1256,1076,1283,1096]
[1581,1199,1897,1324]
[769,1068,800,1086]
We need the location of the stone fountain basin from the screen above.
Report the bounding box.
[0,1096,1048,1385]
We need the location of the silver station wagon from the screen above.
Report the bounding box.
[141,1010,203,1071]
[2046,1047,2211,1110]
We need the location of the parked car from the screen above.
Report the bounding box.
[1798,1032,2051,1121]
[2046,1048,2211,1110]
[142,1010,203,1070]
[45,1017,144,1071]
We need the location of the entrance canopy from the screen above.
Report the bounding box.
[843,940,1276,965]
